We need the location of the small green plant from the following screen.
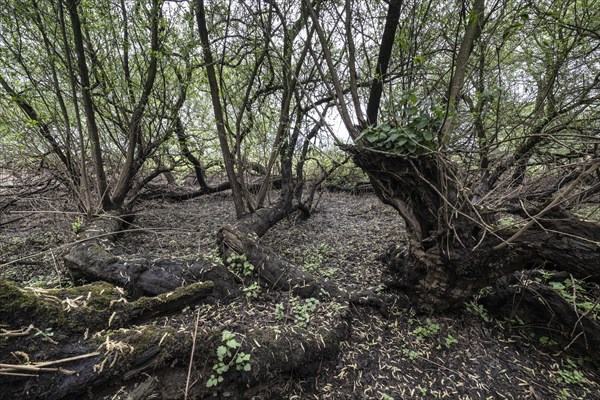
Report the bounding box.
[539,336,558,347]
[274,302,285,321]
[226,253,254,277]
[412,319,440,339]
[206,330,251,388]
[202,247,224,266]
[496,216,516,227]
[302,244,336,278]
[402,347,420,360]
[291,297,320,327]
[465,301,491,322]
[549,278,599,319]
[34,327,57,343]
[71,216,83,234]
[557,388,573,400]
[375,283,387,293]
[34,327,54,339]
[556,359,587,385]
[538,270,555,282]
[243,282,260,299]
[444,335,458,348]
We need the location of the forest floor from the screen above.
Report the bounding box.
[2,185,600,399]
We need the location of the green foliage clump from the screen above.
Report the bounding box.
[556,358,588,385]
[465,301,491,322]
[303,244,336,278]
[71,216,83,234]
[226,253,254,277]
[291,297,320,327]
[412,318,440,339]
[548,278,599,319]
[274,297,321,327]
[358,91,444,154]
[242,282,260,299]
[206,330,251,388]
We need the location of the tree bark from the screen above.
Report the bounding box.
[350,148,600,313]
[194,0,246,218]
[66,0,112,211]
[63,212,240,301]
[365,0,403,126]
[111,0,162,205]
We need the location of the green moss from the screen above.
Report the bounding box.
[0,279,214,347]
[91,325,189,376]
[0,279,67,331]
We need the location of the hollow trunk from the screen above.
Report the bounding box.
[348,147,600,313]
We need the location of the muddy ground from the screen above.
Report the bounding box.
[1,185,600,399]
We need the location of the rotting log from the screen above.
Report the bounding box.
[218,224,343,299]
[0,276,352,399]
[218,202,390,313]
[0,279,213,399]
[64,212,240,300]
[154,307,351,400]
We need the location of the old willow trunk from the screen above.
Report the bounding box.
[347,147,600,313]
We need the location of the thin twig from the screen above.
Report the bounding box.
[0,324,34,337]
[493,161,599,250]
[185,308,201,400]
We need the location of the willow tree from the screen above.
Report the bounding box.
[309,0,600,320]
[0,0,196,212]
[193,0,338,220]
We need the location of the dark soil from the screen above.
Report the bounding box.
[2,186,600,399]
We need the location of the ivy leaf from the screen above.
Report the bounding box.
[384,133,400,143]
[366,134,379,143]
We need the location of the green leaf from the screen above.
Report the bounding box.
[397,138,408,146]
[243,364,252,371]
[366,134,379,143]
[384,133,400,143]
[217,346,228,358]
[226,339,240,348]
[216,364,229,374]
[413,55,424,64]
[206,376,217,387]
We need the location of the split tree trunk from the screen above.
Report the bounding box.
[348,147,600,313]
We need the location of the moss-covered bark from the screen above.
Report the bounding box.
[0,279,214,399]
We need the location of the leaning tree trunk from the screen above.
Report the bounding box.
[347,147,600,313]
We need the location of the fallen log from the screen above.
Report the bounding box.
[64,212,240,300]
[0,279,213,399]
[481,276,600,352]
